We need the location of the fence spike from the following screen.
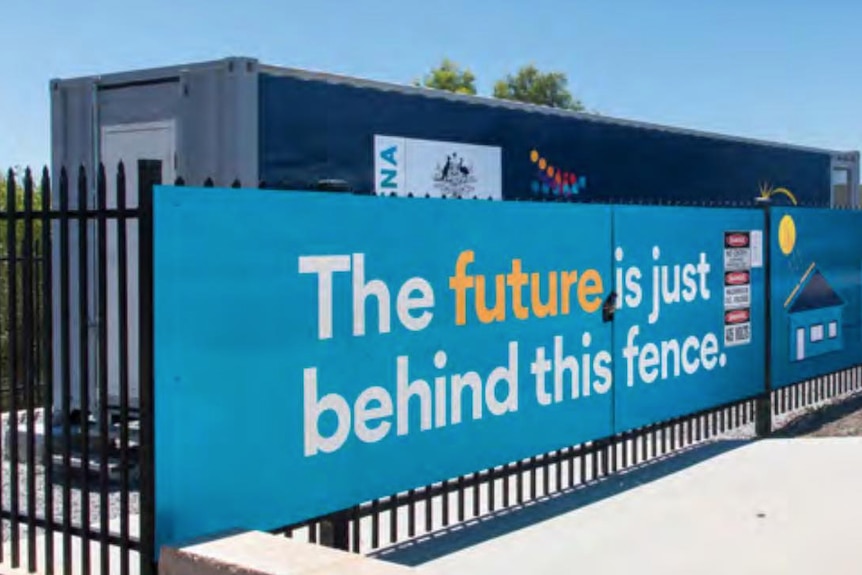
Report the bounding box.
[5,168,13,199]
[231,179,241,189]
[97,163,107,204]
[117,162,129,217]
[59,167,68,210]
[77,165,87,210]
[174,176,186,186]
[23,168,34,216]
[116,162,127,212]
[40,167,51,209]
[97,163,107,213]
[204,177,214,188]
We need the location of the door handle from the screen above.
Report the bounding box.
[602,291,618,323]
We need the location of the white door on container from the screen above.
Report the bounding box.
[100,121,176,410]
[796,327,806,361]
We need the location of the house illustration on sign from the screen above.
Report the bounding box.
[785,263,845,362]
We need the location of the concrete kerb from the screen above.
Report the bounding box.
[158,531,416,575]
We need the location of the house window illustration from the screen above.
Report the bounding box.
[786,267,845,362]
[810,324,824,342]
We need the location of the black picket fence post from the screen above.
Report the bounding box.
[6,167,21,568]
[77,164,92,575]
[22,167,36,573]
[138,160,159,575]
[117,161,133,575]
[319,510,351,551]
[756,198,773,437]
[40,165,55,575]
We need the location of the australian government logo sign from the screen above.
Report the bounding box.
[374,135,503,199]
[154,188,765,552]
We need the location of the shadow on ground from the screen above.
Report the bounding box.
[773,391,862,437]
[372,439,750,567]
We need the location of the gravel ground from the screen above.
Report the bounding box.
[1,461,139,543]
[774,390,862,437]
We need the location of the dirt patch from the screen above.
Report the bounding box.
[774,391,862,437]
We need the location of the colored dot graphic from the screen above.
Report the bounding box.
[530,149,587,197]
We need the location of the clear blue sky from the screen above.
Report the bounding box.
[3,0,861,170]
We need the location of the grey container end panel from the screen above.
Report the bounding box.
[51,57,260,185]
[178,59,260,187]
[49,58,260,413]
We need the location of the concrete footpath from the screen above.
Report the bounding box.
[374,438,862,575]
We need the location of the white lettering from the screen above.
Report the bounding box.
[298,255,351,340]
[485,342,519,416]
[701,333,719,370]
[623,325,640,387]
[681,264,698,302]
[625,267,643,308]
[682,336,701,374]
[451,372,483,425]
[354,386,393,443]
[532,346,553,405]
[697,253,711,300]
[397,277,435,331]
[352,253,391,336]
[303,367,351,456]
[555,335,581,400]
[661,339,681,379]
[593,351,613,394]
[396,356,432,436]
[639,343,660,384]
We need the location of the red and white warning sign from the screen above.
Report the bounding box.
[724,231,752,271]
[724,270,752,310]
[723,231,753,346]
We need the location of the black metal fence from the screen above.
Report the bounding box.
[272,366,862,554]
[1,164,153,575]
[1,163,861,575]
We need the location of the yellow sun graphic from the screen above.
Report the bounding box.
[778,214,796,255]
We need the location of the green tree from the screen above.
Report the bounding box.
[415,58,478,95]
[493,64,584,111]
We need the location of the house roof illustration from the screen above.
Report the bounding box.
[785,263,844,313]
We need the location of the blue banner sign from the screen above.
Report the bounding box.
[769,208,862,387]
[612,207,765,429]
[154,187,768,551]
